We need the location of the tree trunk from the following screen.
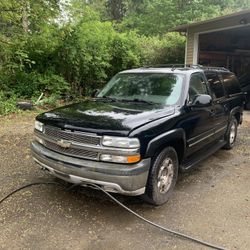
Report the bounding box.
[22,1,29,33]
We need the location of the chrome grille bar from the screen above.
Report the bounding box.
[44,140,99,160]
[44,126,101,146]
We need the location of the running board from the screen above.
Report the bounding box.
[180,140,227,172]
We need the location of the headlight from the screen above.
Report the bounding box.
[35,120,44,132]
[102,136,140,148]
[100,154,141,164]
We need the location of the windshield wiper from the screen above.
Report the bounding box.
[95,96,155,105]
[121,98,155,105]
[95,96,118,102]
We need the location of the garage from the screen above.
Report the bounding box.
[173,9,250,109]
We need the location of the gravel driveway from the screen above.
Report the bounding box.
[0,111,250,250]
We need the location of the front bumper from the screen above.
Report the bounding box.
[31,141,150,196]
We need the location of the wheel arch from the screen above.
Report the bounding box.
[230,106,243,125]
[145,128,186,164]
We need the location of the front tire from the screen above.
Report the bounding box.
[223,117,238,150]
[245,100,250,110]
[144,147,178,205]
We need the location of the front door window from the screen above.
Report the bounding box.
[188,73,208,103]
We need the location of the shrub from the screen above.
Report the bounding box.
[0,11,186,109]
[37,72,71,96]
[57,20,115,96]
[108,31,141,78]
[35,94,60,108]
[139,32,186,66]
[8,71,70,99]
[0,91,17,116]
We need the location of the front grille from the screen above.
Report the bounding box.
[44,140,99,160]
[44,126,101,145]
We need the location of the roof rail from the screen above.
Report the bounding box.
[142,64,201,68]
[200,66,230,72]
[141,64,204,71]
[140,64,230,71]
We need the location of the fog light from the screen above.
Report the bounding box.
[100,154,113,162]
[100,154,141,164]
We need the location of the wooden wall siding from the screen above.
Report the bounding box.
[185,12,250,64]
[186,30,195,64]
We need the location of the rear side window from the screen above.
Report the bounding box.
[221,73,241,96]
[205,72,225,99]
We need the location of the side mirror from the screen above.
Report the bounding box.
[91,89,100,98]
[190,94,212,107]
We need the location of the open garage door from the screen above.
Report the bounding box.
[198,25,250,109]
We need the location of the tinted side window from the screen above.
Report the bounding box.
[222,73,241,95]
[188,73,208,102]
[205,72,225,99]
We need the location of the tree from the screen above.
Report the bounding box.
[0,0,60,36]
[120,0,249,36]
[106,0,127,21]
[0,0,249,113]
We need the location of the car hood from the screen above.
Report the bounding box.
[37,100,175,136]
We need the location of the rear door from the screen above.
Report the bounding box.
[205,71,228,140]
[221,72,244,110]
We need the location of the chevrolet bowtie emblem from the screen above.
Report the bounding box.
[56,139,71,149]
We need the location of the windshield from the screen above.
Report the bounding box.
[97,72,184,105]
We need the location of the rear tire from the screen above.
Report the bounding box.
[143,147,178,205]
[223,117,238,150]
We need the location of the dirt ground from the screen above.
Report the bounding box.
[0,111,250,250]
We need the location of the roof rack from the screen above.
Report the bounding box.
[141,64,201,70]
[141,64,230,72]
[201,66,230,72]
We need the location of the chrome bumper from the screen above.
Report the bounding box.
[31,141,151,196]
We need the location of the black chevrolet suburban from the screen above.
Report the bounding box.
[31,66,244,205]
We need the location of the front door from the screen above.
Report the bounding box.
[184,72,215,155]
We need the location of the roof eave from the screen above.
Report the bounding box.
[171,9,250,32]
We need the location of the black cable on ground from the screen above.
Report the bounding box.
[0,182,64,205]
[0,181,228,250]
[90,183,228,250]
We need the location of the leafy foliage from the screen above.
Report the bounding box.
[139,33,186,65]
[10,71,70,98]
[0,0,249,115]
[0,91,17,116]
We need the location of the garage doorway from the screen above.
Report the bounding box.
[198,25,250,108]
[199,25,250,76]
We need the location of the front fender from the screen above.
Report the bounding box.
[145,128,186,158]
